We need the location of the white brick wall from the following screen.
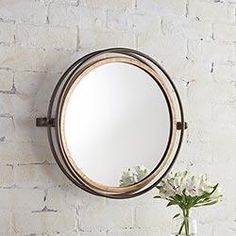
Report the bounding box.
[16,24,77,50]
[0,0,235,235]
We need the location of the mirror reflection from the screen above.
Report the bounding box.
[63,62,171,187]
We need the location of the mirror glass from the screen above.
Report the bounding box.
[62,62,171,187]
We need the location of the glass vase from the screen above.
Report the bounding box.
[171,214,197,236]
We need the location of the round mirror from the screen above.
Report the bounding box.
[36,48,186,198]
[62,61,170,187]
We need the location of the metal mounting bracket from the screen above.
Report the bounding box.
[36,118,55,127]
[176,122,188,130]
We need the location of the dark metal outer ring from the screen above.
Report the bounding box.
[47,47,184,197]
[56,56,173,194]
[46,48,186,199]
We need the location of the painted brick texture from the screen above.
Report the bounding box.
[0,0,235,235]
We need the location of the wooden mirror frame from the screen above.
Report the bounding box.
[36,48,187,199]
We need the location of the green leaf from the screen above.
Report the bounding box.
[209,184,219,195]
[175,194,183,201]
[194,200,218,207]
[167,201,178,207]
[153,196,161,199]
[173,213,180,219]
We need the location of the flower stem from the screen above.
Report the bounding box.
[177,209,190,236]
[183,209,190,236]
[177,220,185,235]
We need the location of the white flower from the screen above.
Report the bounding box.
[154,170,222,234]
[119,165,149,187]
[156,171,223,205]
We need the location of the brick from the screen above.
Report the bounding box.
[15,47,48,71]
[59,183,108,205]
[126,12,162,34]
[187,79,235,105]
[186,120,212,144]
[16,24,77,50]
[107,228,161,236]
[0,91,60,144]
[186,97,213,133]
[195,201,234,224]
[138,32,186,59]
[14,143,55,164]
[45,185,106,211]
[212,104,236,124]
[0,142,54,165]
[0,0,47,25]
[0,165,14,187]
[48,2,80,26]
[0,22,16,45]
[16,46,75,72]
[212,64,236,84]
[0,94,48,143]
[180,141,213,164]
[0,116,15,142]
[16,143,53,164]
[188,0,235,23]
[135,202,174,228]
[0,188,45,210]
[208,161,236,200]
[213,222,236,236]
[106,10,129,31]
[212,123,235,146]
[14,71,59,97]
[107,9,162,34]
[79,29,136,50]
[137,31,187,78]
[182,60,211,82]
[52,0,79,6]
[212,138,236,163]
[137,0,187,16]
[214,24,236,42]
[80,0,133,10]
[161,16,212,40]
[13,209,76,234]
[0,143,16,163]
[212,63,236,83]
[14,164,69,188]
[0,69,14,91]
[79,204,133,231]
[79,6,107,30]
[187,40,235,64]
[0,46,16,69]
[0,210,11,235]
[0,94,14,118]
[196,223,213,236]
[80,232,106,236]
[45,187,78,210]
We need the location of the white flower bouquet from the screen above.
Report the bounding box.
[119,165,149,187]
[154,171,223,235]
